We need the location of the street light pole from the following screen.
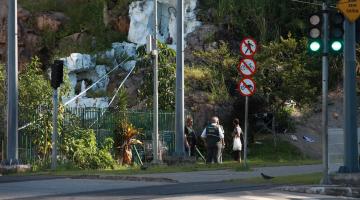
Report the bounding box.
[175,0,185,155]
[152,0,160,163]
[7,0,19,162]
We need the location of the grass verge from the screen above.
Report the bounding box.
[15,159,321,177]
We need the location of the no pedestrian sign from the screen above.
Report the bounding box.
[337,0,360,22]
[240,37,257,57]
[237,58,256,77]
[237,78,256,97]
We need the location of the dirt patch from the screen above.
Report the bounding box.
[282,87,358,159]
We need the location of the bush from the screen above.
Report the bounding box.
[61,116,115,169]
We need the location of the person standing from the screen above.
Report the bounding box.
[217,119,225,163]
[184,116,197,157]
[201,116,224,164]
[232,118,243,163]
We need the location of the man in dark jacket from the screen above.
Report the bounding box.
[201,116,224,164]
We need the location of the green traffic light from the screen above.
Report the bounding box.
[331,41,342,51]
[310,41,321,52]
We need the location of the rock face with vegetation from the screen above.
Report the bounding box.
[0,0,42,68]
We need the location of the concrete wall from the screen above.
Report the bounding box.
[328,128,360,173]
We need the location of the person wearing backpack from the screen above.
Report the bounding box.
[201,116,224,164]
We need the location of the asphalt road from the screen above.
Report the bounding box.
[0,178,355,200]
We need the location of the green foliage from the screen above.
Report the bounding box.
[256,35,321,109]
[198,0,320,43]
[249,136,308,161]
[19,57,52,108]
[115,87,128,112]
[275,107,296,132]
[86,90,109,98]
[137,42,176,111]
[185,67,212,91]
[193,42,237,103]
[61,115,115,169]
[18,57,71,161]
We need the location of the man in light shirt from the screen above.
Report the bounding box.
[201,116,224,164]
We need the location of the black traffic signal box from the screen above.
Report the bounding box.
[51,60,64,89]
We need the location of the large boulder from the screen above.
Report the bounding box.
[36,12,68,32]
[63,53,95,72]
[185,24,219,65]
[0,1,44,68]
[112,16,130,34]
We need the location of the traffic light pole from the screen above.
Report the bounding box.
[51,89,58,170]
[321,2,330,184]
[343,18,359,173]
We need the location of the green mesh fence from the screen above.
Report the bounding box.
[15,107,176,163]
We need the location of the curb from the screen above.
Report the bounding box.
[279,185,360,198]
[71,175,179,183]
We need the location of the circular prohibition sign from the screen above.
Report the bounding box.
[240,37,257,58]
[237,58,256,77]
[237,77,256,97]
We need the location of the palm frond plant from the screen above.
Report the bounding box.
[114,120,142,165]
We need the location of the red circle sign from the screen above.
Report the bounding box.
[237,78,256,96]
[240,37,257,57]
[237,58,257,77]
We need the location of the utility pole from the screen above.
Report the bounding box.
[7,0,18,162]
[152,0,160,163]
[321,1,329,184]
[175,0,185,155]
[343,15,359,173]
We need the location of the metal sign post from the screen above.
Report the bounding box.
[51,89,58,170]
[237,77,256,167]
[237,37,258,167]
[244,96,249,167]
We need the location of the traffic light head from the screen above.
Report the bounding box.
[51,60,64,89]
[329,12,344,54]
[308,13,322,54]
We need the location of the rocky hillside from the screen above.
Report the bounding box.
[280,87,360,159]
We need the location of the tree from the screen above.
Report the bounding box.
[18,57,70,161]
[255,34,322,110]
[137,42,176,111]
